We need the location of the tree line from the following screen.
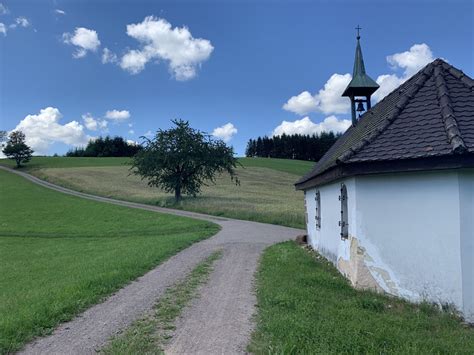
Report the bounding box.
[245,132,341,161]
[66,136,142,157]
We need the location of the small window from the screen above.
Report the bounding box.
[339,183,348,239]
[315,191,321,229]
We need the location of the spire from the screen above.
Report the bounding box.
[342,26,379,98]
[342,26,379,126]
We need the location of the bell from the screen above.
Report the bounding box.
[356,101,365,112]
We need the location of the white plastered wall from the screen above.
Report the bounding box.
[303,169,473,320]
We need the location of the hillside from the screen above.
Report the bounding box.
[1,156,313,228]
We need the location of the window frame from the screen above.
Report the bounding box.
[315,190,321,230]
[339,183,349,240]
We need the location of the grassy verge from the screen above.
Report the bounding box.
[250,241,474,354]
[102,250,222,354]
[0,170,219,353]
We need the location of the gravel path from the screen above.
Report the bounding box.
[1,166,303,354]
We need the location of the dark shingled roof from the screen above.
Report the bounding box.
[295,59,474,190]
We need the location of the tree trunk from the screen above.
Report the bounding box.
[174,185,181,203]
[15,156,21,168]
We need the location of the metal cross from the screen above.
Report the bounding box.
[355,25,362,39]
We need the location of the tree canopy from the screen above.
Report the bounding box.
[132,119,239,202]
[245,132,341,161]
[66,136,141,157]
[2,131,34,168]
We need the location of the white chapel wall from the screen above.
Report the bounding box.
[304,169,471,319]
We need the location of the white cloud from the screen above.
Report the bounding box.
[127,139,139,145]
[63,27,100,58]
[283,43,435,115]
[102,48,117,64]
[128,129,135,134]
[387,43,434,77]
[282,91,318,116]
[0,3,8,15]
[82,113,107,131]
[0,23,6,36]
[272,116,351,137]
[283,74,351,115]
[373,43,434,102]
[55,9,66,15]
[143,130,153,138]
[120,16,214,80]
[105,109,130,121]
[12,107,90,155]
[10,17,30,28]
[212,123,237,143]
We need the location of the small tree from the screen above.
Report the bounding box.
[2,131,34,168]
[132,119,239,202]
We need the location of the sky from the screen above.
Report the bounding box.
[0,0,473,156]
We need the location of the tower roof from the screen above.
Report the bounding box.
[296,59,474,190]
[342,33,379,97]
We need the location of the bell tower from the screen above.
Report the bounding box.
[342,26,379,126]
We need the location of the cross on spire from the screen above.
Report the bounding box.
[355,25,362,40]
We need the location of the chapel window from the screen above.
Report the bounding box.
[339,184,348,239]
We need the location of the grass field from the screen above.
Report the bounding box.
[0,169,218,354]
[250,242,474,354]
[33,165,305,228]
[10,156,313,228]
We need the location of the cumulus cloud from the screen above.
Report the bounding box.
[102,48,118,64]
[373,43,434,101]
[82,113,107,131]
[387,43,434,77]
[55,9,66,15]
[120,16,214,80]
[0,3,8,15]
[212,123,237,143]
[283,43,435,115]
[105,109,130,121]
[0,23,6,36]
[283,74,352,115]
[272,116,351,137]
[12,107,90,154]
[63,27,100,58]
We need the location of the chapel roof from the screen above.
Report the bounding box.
[295,59,474,190]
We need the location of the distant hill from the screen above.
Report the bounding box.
[0,156,315,176]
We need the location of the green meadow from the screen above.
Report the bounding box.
[4,156,313,228]
[0,169,218,353]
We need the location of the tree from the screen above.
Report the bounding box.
[2,131,34,168]
[132,119,239,202]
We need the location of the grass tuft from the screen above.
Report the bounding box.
[101,250,222,354]
[249,241,474,354]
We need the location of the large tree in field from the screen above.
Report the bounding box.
[2,131,34,168]
[132,119,239,202]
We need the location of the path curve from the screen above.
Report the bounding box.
[1,166,303,355]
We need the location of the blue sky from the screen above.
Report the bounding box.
[0,0,473,156]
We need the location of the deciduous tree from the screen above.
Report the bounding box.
[132,119,239,202]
